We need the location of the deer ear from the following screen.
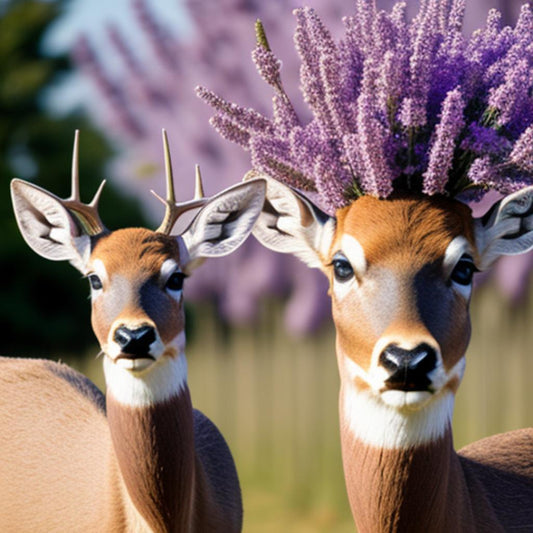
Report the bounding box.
[474,186,533,270]
[245,173,335,270]
[181,179,266,273]
[11,179,91,272]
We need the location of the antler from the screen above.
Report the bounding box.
[61,130,107,235]
[152,129,209,235]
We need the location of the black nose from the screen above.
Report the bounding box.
[113,325,156,357]
[379,343,437,391]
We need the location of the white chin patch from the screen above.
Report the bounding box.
[115,357,155,372]
[380,390,433,410]
[104,349,188,407]
[342,385,454,449]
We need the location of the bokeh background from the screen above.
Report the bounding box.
[1,0,532,531]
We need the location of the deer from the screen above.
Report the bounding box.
[192,1,533,528]
[0,130,266,532]
[245,171,533,532]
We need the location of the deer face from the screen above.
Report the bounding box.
[329,196,475,411]
[87,229,187,372]
[249,174,533,416]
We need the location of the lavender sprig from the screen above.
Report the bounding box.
[196,86,273,134]
[252,20,300,134]
[423,87,465,195]
[510,125,533,171]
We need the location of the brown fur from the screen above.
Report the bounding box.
[0,358,242,532]
[0,358,123,532]
[107,389,241,532]
[91,229,181,279]
[90,229,184,347]
[334,195,474,269]
[107,391,196,532]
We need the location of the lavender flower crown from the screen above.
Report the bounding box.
[197,1,533,214]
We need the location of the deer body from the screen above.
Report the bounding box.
[2,132,266,532]
[251,174,533,532]
[0,356,239,532]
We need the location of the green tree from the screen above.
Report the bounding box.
[0,0,145,357]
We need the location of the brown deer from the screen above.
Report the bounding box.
[0,130,265,532]
[248,172,533,532]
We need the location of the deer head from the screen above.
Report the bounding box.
[248,173,533,446]
[10,131,265,403]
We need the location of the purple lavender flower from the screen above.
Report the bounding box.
[199,1,533,208]
[196,86,273,135]
[488,58,530,127]
[469,155,533,193]
[354,87,394,198]
[294,7,339,138]
[461,122,510,156]
[510,125,533,171]
[399,0,440,129]
[210,114,251,147]
[251,45,283,91]
[272,94,300,136]
[423,87,465,195]
[468,156,497,188]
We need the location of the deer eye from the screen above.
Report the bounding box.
[450,255,477,286]
[88,274,103,291]
[332,253,354,283]
[165,272,186,292]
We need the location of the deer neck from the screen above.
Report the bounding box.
[105,351,195,532]
[339,380,477,532]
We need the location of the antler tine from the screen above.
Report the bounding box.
[153,130,209,235]
[69,129,81,202]
[194,164,205,200]
[163,129,176,206]
[89,179,107,209]
[62,130,107,236]
[154,129,178,234]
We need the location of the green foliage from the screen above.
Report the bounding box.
[0,0,146,357]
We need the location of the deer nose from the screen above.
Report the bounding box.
[379,343,437,391]
[113,325,156,357]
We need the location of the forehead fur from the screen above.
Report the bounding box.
[334,195,475,266]
[90,228,180,275]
